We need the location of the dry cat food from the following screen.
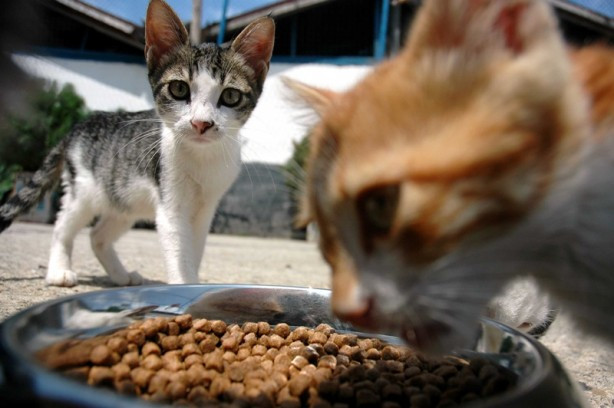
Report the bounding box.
[37,315,516,407]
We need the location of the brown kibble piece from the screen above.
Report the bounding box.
[107,337,128,354]
[274,323,291,338]
[167,321,180,336]
[203,349,224,372]
[292,327,310,343]
[90,345,117,366]
[291,355,309,370]
[210,376,231,398]
[142,354,164,371]
[381,346,400,360]
[242,321,258,334]
[142,341,161,356]
[269,334,285,349]
[181,342,201,358]
[88,366,114,386]
[323,342,339,356]
[126,329,146,346]
[161,335,179,352]
[188,385,209,402]
[222,335,239,351]
[184,354,203,369]
[289,373,311,396]
[252,344,267,356]
[148,374,169,394]
[258,321,271,335]
[175,314,192,330]
[179,332,196,346]
[166,380,187,399]
[192,318,210,332]
[309,331,328,345]
[237,347,251,361]
[121,351,139,368]
[131,367,155,388]
[199,334,219,353]
[315,323,334,336]
[210,320,227,335]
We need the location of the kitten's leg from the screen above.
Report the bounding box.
[190,205,217,274]
[46,196,93,287]
[90,215,143,286]
[156,205,204,284]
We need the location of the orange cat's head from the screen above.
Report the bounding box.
[290,0,588,352]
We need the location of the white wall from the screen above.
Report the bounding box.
[13,55,372,164]
[242,63,371,164]
[12,54,153,112]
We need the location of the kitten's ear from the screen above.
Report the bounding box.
[406,0,555,57]
[231,17,275,87]
[282,77,338,117]
[145,0,189,69]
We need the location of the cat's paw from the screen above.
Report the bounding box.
[108,271,144,286]
[46,269,78,287]
[487,277,556,337]
[127,271,144,286]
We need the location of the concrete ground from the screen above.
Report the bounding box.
[0,222,612,407]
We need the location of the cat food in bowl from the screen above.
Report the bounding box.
[0,284,588,407]
[36,315,516,407]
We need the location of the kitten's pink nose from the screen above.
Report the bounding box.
[191,120,214,134]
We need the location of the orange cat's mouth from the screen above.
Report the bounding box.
[401,322,451,350]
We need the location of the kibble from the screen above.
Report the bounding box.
[37,315,516,407]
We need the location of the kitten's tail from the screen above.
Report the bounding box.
[0,139,67,233]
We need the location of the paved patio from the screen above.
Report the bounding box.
[0,222,612,407]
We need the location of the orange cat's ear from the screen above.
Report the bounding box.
[145,0,189,69]
[406,0,554,57]
[282,77,338,117]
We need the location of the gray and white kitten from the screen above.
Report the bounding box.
[0,0,275,286]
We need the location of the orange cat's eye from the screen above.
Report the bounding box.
[356,185,400,239]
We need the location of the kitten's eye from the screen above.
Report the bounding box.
[169,80,190,100]
[357,185,400,237]
[219,88,242,107]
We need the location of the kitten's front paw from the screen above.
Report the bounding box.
[127,271,144,286]
[46,269,78,287]
[108,271,144,286]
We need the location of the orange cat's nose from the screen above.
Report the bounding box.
[191,120,214,134]
[334,297,377,330]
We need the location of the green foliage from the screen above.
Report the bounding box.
[0,163,21,201]
[0,81,88,172]
[283,135,310,203]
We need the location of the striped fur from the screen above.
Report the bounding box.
[0,139,67,232]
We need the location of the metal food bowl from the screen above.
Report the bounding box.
[0,284,587,407]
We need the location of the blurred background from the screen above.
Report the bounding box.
[1,0,613,239]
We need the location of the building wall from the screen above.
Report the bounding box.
[12,54,372,164]
[12,54,153,112]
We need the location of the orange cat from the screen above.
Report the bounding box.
[290,0,614,353]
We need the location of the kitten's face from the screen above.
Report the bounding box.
[145,0,274,146]
[150,44,260,144]
[295,0,585,353]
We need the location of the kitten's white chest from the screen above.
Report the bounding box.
[160,129,241,205]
